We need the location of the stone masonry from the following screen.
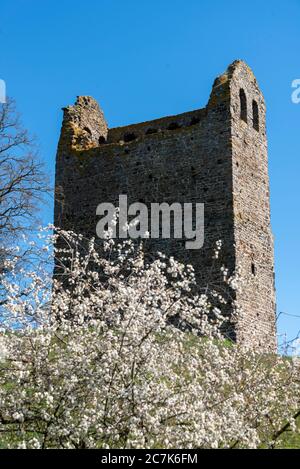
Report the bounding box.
[54,60,277,352]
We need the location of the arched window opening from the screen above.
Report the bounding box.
[252,100,259,131]
[239,89,247,123]
[98,136,106,144]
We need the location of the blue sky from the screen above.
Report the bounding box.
[1,0,299,344]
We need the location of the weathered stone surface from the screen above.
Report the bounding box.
[54,60,277,352]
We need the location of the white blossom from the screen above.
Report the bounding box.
[0,228,299,449]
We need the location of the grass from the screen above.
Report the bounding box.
[277,418,300,448]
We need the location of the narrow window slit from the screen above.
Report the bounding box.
[239,89,247,123]
[252,100,259,131]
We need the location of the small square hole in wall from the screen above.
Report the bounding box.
[190,116,200,126]
[124,132,137,142]
[145,128,158,135]
[168,122,180,130]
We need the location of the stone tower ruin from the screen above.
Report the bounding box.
[54,60,277,352]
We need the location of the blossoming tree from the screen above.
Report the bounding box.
[0,229,299,449]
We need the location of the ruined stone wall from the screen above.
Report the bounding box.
[229,64,277,350]
[54,60,277,351]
